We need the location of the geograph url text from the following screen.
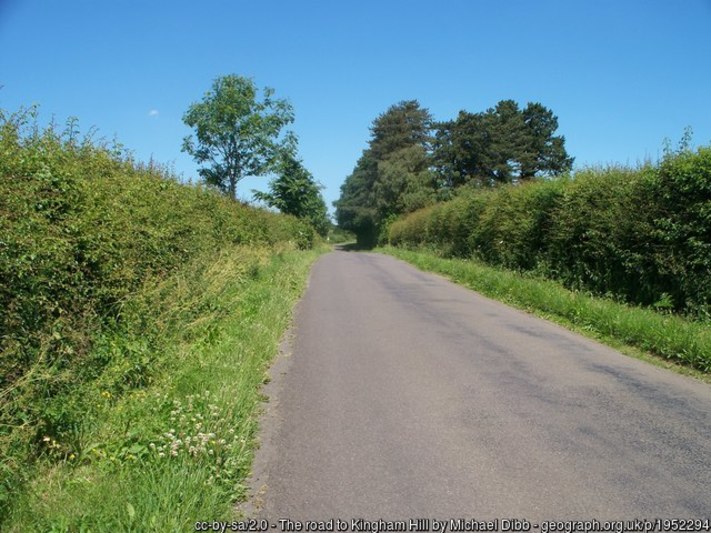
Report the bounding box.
[194,518,711,533]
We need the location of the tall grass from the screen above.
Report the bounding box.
[7,246,323,529]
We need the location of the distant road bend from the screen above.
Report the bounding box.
[248,251,711,520]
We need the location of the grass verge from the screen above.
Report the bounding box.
[379,246,710,381]
[6,245,325,530]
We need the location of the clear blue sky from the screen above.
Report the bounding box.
[1,0,710,213]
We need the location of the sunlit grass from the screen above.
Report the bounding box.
[7,246,324,530]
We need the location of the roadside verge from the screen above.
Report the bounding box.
[379,246,710,383]
[7,246,326,530]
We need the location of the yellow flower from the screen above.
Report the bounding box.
[69,453,76,460]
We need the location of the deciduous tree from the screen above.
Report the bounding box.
[182,75,295,200]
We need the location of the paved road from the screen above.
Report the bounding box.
[247,251,710,520]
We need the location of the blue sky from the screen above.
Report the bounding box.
[1,0,710,213]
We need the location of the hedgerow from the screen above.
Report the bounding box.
[0,107,315,513]
[390,146,711,317]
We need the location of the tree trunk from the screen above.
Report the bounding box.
[229,176,236,201]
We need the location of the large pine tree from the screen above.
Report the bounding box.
[335,100,436,246]
[433,100,573,186]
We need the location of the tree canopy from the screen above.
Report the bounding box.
[336,98,573,246]
[433,100,573,186]
[334,150,380,245]
[182,74,295,200]
[253,155,330,237]
[335,100,435,246]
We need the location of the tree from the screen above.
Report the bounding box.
[374,144,435,218]
[334,150,379,246]
[253,155,330,236]
[520,103,574,179]
[433,100,573,186]
[335,100,436,246]
[433,111,491,189]
[337,99,573,245]
[369,100,433,160]
[182,74,295,200]
[370,101,435,220]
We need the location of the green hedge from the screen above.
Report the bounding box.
[0,107,315,506]
[390,146,711,317]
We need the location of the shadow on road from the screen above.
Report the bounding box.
[334,242,374,252]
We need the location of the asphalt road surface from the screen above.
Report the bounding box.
[247,251,710,521]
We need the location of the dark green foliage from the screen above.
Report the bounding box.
[369,99,432,161]
[649,146,711,314]
[337,98,571,245]
[182,74,295,200]
[521,103,574,178]
[0,107,314,513]
[335,100,436,245]
[390,145,711,320]
[546,168,657,303]
[333,150,380,247]
[374,144,436,219]
[433,101,573,186]
[432,112,488,189]
[253,155,330,237]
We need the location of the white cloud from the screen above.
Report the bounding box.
[148,109,159,117]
